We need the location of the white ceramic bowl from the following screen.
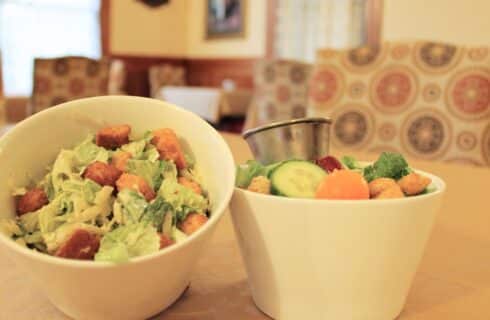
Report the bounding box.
[0,96,236,320]
[230,172,445,320]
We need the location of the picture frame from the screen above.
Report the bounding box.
[206,0,246,39]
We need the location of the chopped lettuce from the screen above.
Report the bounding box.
[235,160,280,188]
[73,135,109,169]
[362,152,411,182]
[38,196,65,234]
[94,222,160,263]
[117,189,148,224]
[0,219,23,238]
[158,179,208,221]
[121,139,147,159]
[162,160,178,181]
[141,196,173,231]
[51,150,77,193]
[60,179,101,204]
[125,159,163,190]
[19,210,39,233]
[341,156,362,170]
[143,145,160,162]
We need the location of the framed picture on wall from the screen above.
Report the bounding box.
[206,0,246,39]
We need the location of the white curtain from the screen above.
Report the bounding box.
[275,0,367,62]
[0,0,101,96]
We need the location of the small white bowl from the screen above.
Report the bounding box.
[230,171,445,320]
[0,96,236,320]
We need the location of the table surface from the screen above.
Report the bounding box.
[1,133,490,320]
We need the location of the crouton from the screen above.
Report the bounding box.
[247,176,271,194]
[95,124,131,150]
[368,178,398,198]
[178,177,202,195]
[398,172,431,196]
[55,229,100,260]
[151,128,187,169]
[178,213,208,235]
[159,234,174,249]
[16,188,49,216]
[111,151,132,172]
[116,173,156,201]
[83,161,122,187]
[375,186,405,199]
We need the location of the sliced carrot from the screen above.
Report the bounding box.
[315,170,369,200]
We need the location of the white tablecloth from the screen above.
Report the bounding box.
[157,86,252,124]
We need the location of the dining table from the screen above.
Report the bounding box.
[1,132,490,320]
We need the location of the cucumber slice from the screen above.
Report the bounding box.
[270,160,327,198]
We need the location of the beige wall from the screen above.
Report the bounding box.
[110,0,187,56]
[110,0,266,58]
[383,0,490,45]
[186,0,266,58]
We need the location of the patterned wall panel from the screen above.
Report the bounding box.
[308,42,490,166]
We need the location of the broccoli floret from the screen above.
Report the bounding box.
[362,152,410,182]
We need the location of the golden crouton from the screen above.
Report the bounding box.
[83,161,122,187]
[95,124,131,150]
[151,128,187,169]
[247,176,271,194]
[116,173,156,201]
[398,172,431,196]
[178,177,202,195]
[17,188,49,216]
[368,178,398,198]
[375,186,405,199]
[55,229,100,260]
[111,151,132,172]
[178,213,208,235]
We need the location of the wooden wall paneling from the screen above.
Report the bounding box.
[100,0,111,56]
[186,58,256,89]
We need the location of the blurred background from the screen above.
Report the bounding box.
[0,0,488,166]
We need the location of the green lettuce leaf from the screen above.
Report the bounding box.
[73,135,109,169]
[117,189,148,224]
[0,219,23,238]
[51,150,77,193]
[60,179,102,205]
[19,210,39,233]
[141,196,174,231]
[162,160,178,181]
[158,179,208,222]
[143,145,160,162]
[121,139,147,159]
[94,222,160,263]
[38,196,65,234]
[125,159,163,190]
[235,160,281,188]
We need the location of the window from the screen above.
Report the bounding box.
[274,0,369,62]
[0,0,101,96]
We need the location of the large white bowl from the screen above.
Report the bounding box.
[230,172,445,320]
[0,96,236,320]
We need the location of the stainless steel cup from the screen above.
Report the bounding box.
[242,117,332,164]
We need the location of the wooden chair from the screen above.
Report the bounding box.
[148,64,186,99]
[243,59,313,131]
[308,41,490,166]
[31,56,111,113]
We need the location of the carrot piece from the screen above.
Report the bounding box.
[315,170,369,200]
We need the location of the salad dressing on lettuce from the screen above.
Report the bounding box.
[0,125,210,262]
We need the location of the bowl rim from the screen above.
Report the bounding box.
[234,168,446,205]
[242,117,332,139]
[0,95,236,268]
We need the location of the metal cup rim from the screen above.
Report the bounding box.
[242,117,332,140]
